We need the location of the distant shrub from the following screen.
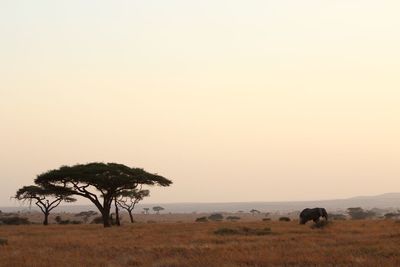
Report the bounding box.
[0,238,7,246]
[91,216,117,225]
[384,213,400,220]
[0,216,30,225]
[214,227,240,235]
[214,227,272,236]
[55,216,62,224]
[75,211,98,217]
[208,213,224,221]
[250,209,261,215]
[91,216,104,224]
[347,207,376,220]
[329,213,346,220]
[279,217,291,222]
[262,218,271,222]
[59,220,81,225]
[147,220,156,224]
[195,217,208,223]
[226,216,241,221]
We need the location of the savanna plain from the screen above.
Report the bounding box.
[1,218,400,267]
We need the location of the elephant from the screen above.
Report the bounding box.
[299,208,328,224]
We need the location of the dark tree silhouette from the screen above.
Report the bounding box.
[347,207,376,220]
[250,209,261,215]
[152,206,165,214]
[117,187,150,223]
[15,185,76,225]
[35,162,172,227]
[143,208,150,214]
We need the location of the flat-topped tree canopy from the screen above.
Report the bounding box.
[34,162,172,227]
[15,185,76,203]
[15,185,76,225]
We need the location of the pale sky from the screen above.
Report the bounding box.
[1,1,400,206]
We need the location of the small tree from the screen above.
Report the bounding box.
[35,162,172,227]
[15,185,76,225]
[117,188,150,223]
[143,208,150,214]
[250,209,261,215]
[347,207,376,220]
[153,206,164,214]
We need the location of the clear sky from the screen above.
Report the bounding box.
[1,1,399,206]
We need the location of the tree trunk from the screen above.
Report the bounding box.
[115,198,121,226]
[101,198,112,228]
[128,210,134,223]
[43,212,49,226]
[102,211,111,227]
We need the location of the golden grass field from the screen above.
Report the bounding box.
[1,219,400,267]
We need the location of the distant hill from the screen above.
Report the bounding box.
[350,192,400,200]
[2,193,400,214]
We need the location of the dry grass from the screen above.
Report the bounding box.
[1,220,400,266]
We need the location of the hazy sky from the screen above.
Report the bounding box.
[1,1,400,206]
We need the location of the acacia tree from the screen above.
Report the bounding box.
[117,187,150,223]
[153,206,165,214]
[15,185,76,225]
[250,209,261,215]
[35,162,172,227]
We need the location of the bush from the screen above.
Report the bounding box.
[214,227,240,235]
[279,217,291,222]
[91,216,116,225]
[226,216,241,221]
[347,207,376,220]
[214,227,272,236]
[195,217,208,223]
[58,219,81,225]
[75,211,98,217]
[262,218,271,222]
[329,213,346,220]
[0,216,30,225]
[384,213,400,220]
[91,216,104,224]
[208,213,224,221]
[0,238,7,246]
